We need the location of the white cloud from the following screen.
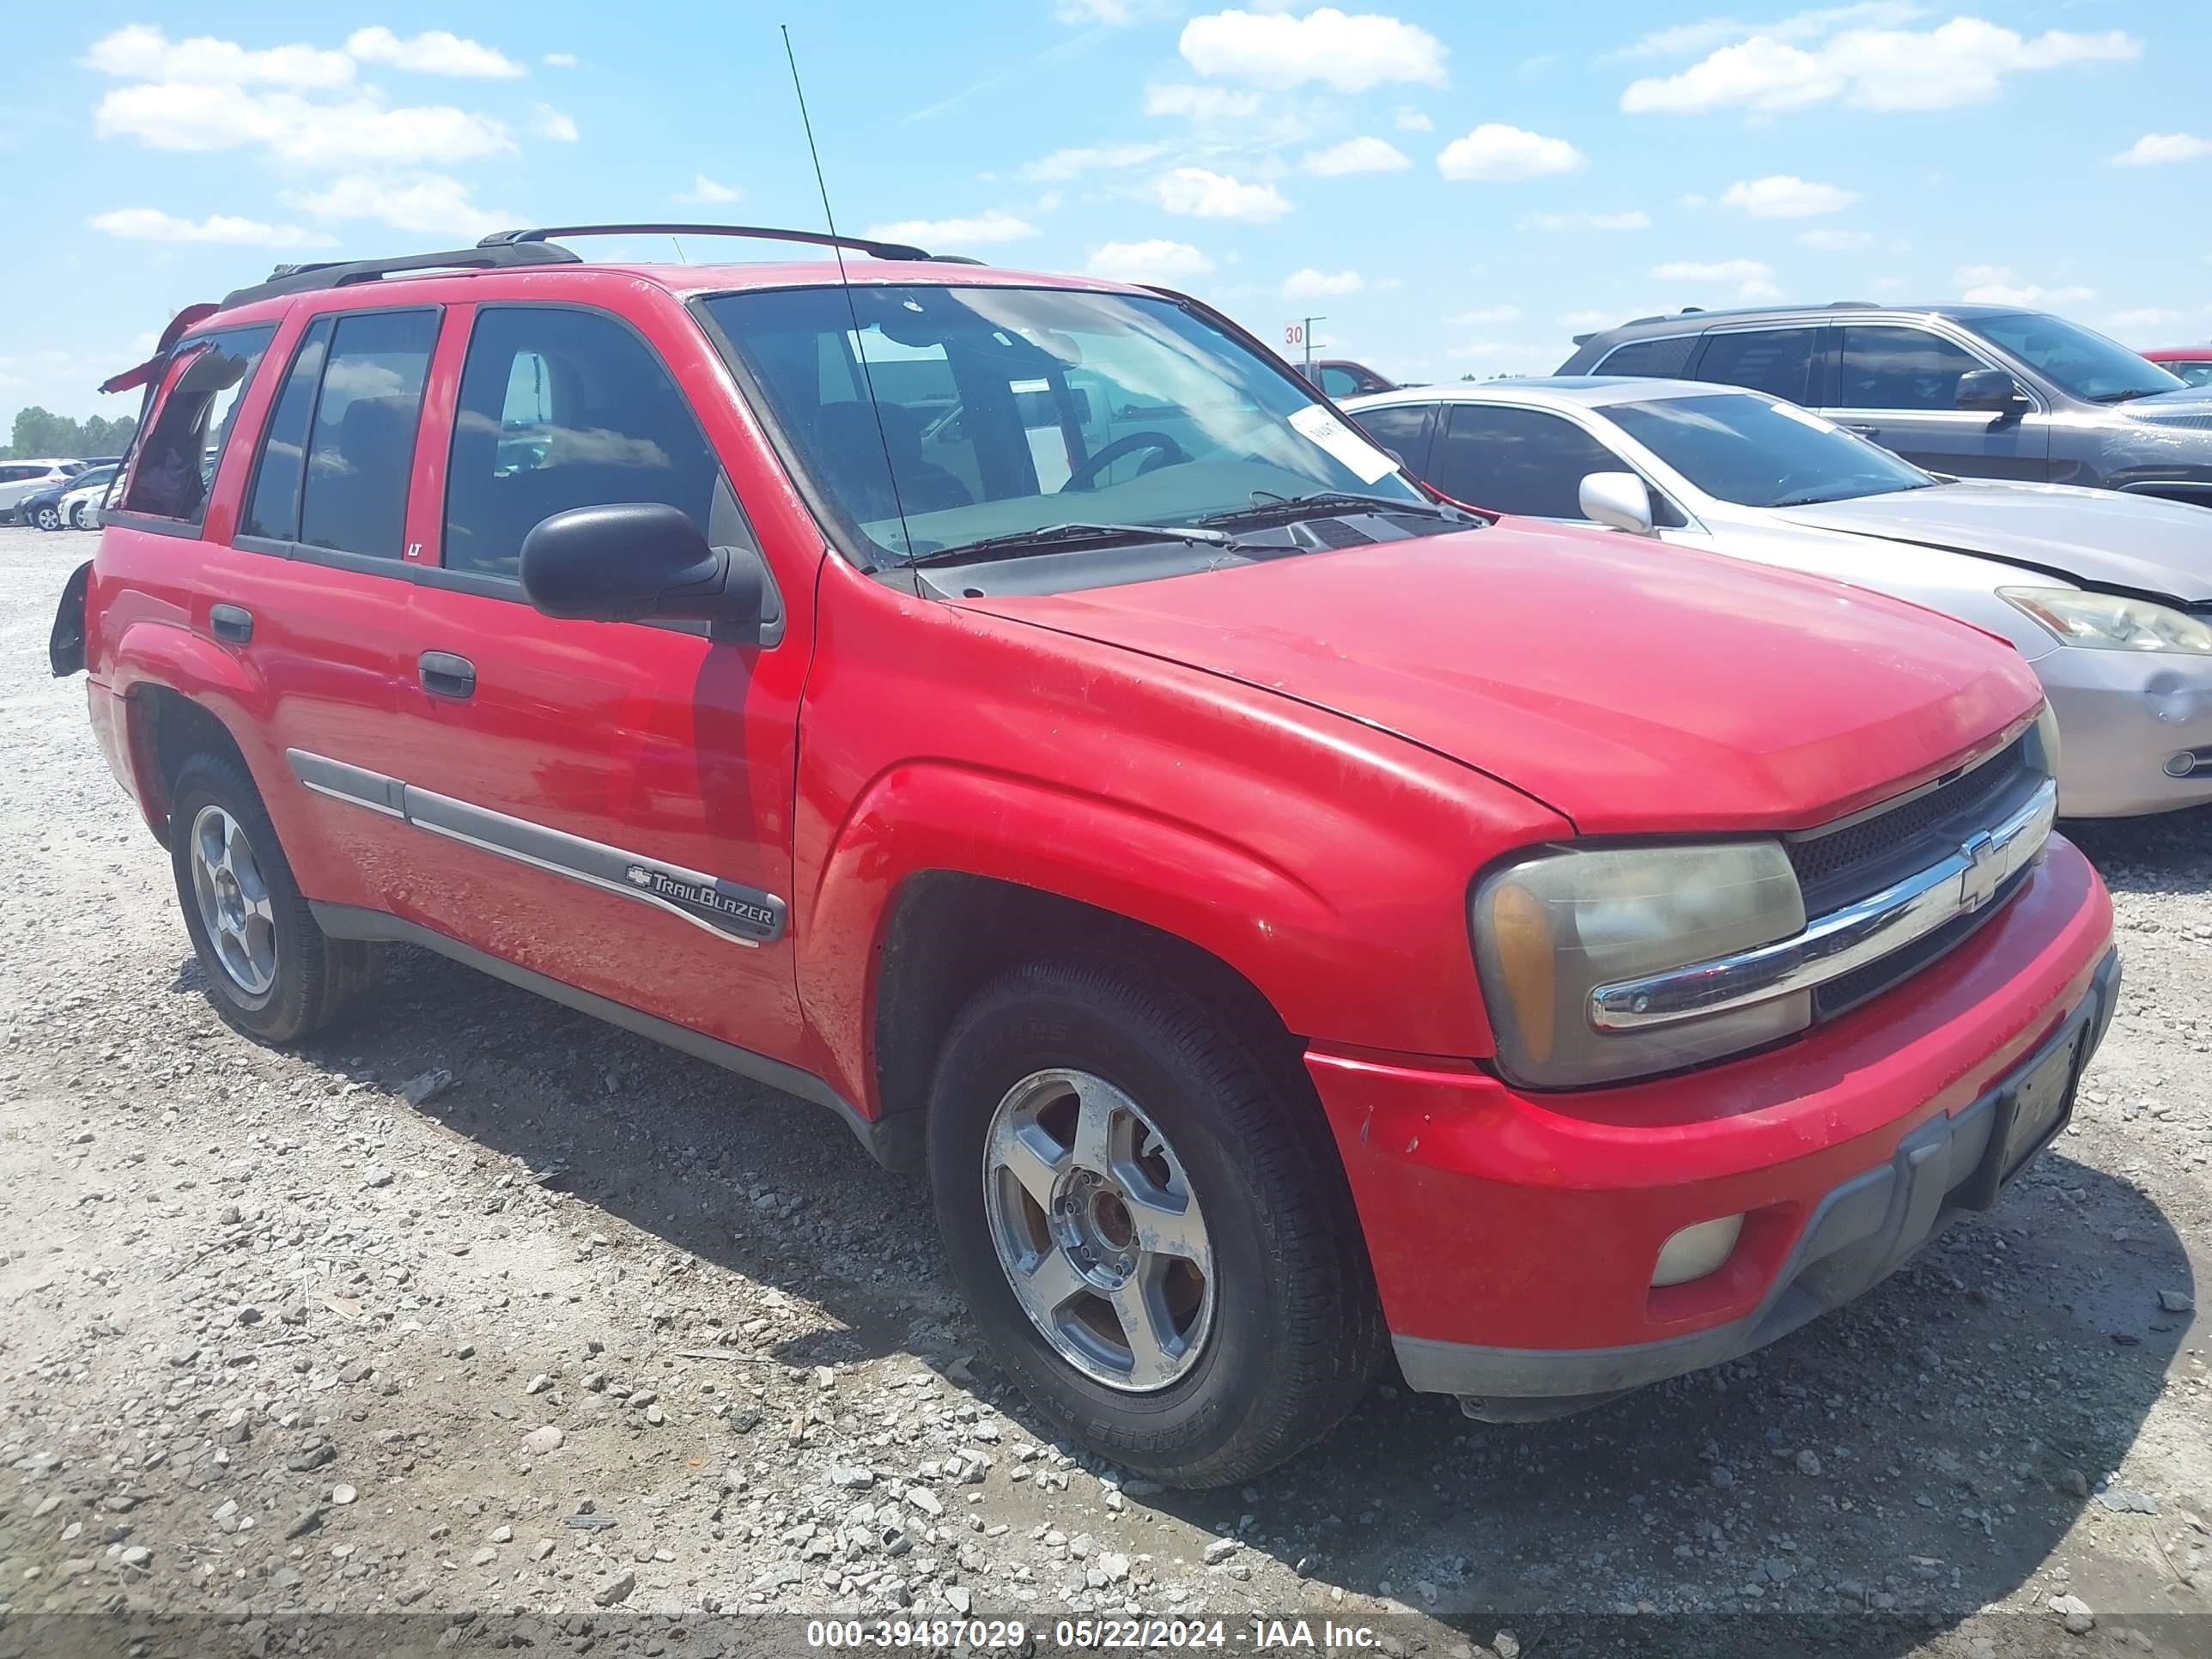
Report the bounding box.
[1721,173,1854,216]
[1145,83,1264,119]
[1608,3,1926,61]
[1153,167,1291,221]
[95,83,513,167]
[1179,7,1448,92]
[88,207,336,247]
[285,171,510,238]
[1283,268,1364,298]
[343,27,524,78]
[1677,191,1710,208]
[544,52,578,68]
[1394,106,1433,131]
[1301,136,1410,176]
[1953,264,2094,307]
[1087,239,1215,283]
[1797,227,1873,249]
[1019,142,1169,181]
[83,24,353,88]
[1621,18,2138,114]
[1437,124,1584,182]
[679,174,741,204]
[1528,210,1650,231]
[864,210,1038,246]
[1560,308,1619,328]
[2105,307,2183,332]
[530,104,578,142]
[1653,258,1781,300]
[2110,133,2211,167]
[1449,305,1522,324]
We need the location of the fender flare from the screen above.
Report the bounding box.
[799,759,1358,1114]
[104,621,272,830]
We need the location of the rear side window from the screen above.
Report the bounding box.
[1692,328,1818,404]
[1428,404,1626,520]
[444,307,731,580]
[1835,325,1981,410]
[241,318,332,542]
[114,325,275,526]
[1352,403,1436,474]
[1593,335,1698,378]
[295,310,438,558]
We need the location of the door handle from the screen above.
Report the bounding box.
[1843,422,1882,438]
[418,651,477,699]
[210,603,253,644]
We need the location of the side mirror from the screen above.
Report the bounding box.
[1955,368,2027,411]
[521,503,763,633]
[1579,471,1656,536]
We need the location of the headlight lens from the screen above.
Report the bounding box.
[1472,842,1808,1089]
[1999,587,2212,655]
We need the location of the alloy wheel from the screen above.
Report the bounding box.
[189,804,278,996]
[981,1067,1214,1392]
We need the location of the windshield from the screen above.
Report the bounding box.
[1607,392,1938,508]
[698,284,1426,566]
[1964,311,2184,403]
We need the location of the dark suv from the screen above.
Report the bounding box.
[1559,302,2212,507]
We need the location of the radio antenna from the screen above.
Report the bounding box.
[781,23,914,571]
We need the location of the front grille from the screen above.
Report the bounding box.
[1786,734,2037,915]
[1811,865,2031,1021]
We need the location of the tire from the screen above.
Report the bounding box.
[926,951,1384,1487]
[32,503,61,532]
[70,502,90,529]
[167,751,382,1044]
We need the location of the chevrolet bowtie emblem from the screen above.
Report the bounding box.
[1958,830,2000,913]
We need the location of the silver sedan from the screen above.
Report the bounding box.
[1346,377,2212,818]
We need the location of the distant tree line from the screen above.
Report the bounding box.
[2,406,138,460]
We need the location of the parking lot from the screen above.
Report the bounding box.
[0,517,2205,1656]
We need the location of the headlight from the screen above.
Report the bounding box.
[1999,587,2212,655]
[1471,842,1808,1089]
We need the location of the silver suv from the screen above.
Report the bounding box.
[1558,303,2212,508]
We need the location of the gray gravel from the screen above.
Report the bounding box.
[0,523,2206,1655]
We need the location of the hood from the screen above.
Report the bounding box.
[2123,383,2212,429]
[965,524,2039,836]
[1774,480,2212,605]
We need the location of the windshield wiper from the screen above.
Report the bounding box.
[1194,490,1470,531]
[899,520,1235,569]
[2088,387,2161,404]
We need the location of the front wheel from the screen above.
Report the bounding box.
[70,501,92,529]
[167,752,382,1043]
[31,503,61,532]
[927,952,1383,1487]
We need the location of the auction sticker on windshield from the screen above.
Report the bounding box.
[1289,405,1398,484]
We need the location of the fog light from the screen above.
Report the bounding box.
[1652,1214,1745,1287]
[2165,750,2199,779]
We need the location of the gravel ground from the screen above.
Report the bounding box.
[0,521,2206,1659]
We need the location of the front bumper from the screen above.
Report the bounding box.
[1306,837,2117,1414]
[2041,645,2212,817]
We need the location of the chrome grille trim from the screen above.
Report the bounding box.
[1589,776,2057,1033]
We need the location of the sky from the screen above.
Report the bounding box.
[3,1,2209,419]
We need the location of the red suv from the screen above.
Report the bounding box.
[52,225,2118,1486]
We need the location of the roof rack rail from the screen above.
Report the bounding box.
[478,222,943,262]
[1826,300,1881,309]
[220,242,580,310]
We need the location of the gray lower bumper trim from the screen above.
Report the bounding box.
[1395,947,2120,1409]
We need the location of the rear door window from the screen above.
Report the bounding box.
[443,306,737,580]
[296,310,439,559]
[112,325,275,526]
[1352,402,1437,475]
[1835,325,1983,410]
[1594,335,1699,378]
[1692,328,1819,404]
